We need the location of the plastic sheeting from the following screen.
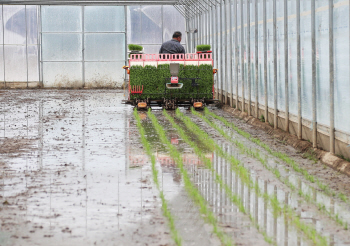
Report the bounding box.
[203,0,349,136]
[84,6,125,32]
[316,0,330,128]
[42,6,82,32]
[276,0,285,112]
[41,5,126,87]
[0,5,39,83]
[334,1,350,133]
[127,5,186,53]
[301,1,312,121]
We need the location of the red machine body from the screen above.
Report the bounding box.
[171,76,179,84]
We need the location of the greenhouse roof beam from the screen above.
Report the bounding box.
[178,0,199,17]
[185,0,204,15]
[0,0,179,4]
[202,0,214,8]
[188,0,207,13]
[174,4,189,19]
[194,0,208,12]
[178,0,198,16]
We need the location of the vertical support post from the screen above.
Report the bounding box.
[230,0,234,107]
[2,5,6,88]
[199,14,202,45]
[311,0,317,148]
[235,0,239,109]
[263,0,268,123]
[193,17,196,53]
[25,5,29,88]
[329,0,334,154]
[214,4,219,99]
[205,10,208,44]
[235,0,238,109]
[220,0,224,102]
[161,5,164,44]
[194,15,197,51]
[247,0,251,116]
[241,0,245,112]
[255,0,259,118]
[124,5,128,86]
[37,5,43,87]
[186,18,190,53]
[297,0,302,139]
[224,0,228,104]
[273,0,277,128]
[82,6,85,88]
[284,0,289,132]
[207,8,209,52]
[209,7,213,52]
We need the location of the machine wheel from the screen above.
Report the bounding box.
[163,98,177,110]
[135,99,149,111]
[191,98,205,110]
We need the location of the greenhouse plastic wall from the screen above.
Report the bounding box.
[184,0,350,159]
[127,5,186,54]
[0,5,183,88]
[0,5,40,88]
[41,6,126,88]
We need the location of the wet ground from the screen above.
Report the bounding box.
[0,90,349,246]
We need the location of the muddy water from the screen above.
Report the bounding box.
[1,90,350,246]
[0,91,173,246]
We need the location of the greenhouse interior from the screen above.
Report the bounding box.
[1,0,350,245]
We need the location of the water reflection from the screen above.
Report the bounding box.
[0,91,166,245]
[0,91,348,245]
[186,141,347,245]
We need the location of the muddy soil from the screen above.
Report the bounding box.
[0,90,349,246]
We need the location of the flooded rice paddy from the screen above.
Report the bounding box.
[0,90,350,246]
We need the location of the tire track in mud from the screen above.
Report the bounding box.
[198,108,350,230]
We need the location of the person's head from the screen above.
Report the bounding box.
[172,31,182,42]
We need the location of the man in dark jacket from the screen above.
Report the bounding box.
[159,31,185,54]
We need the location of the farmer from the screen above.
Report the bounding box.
[159,31,185,54]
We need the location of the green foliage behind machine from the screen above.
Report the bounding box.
[129,64,214,101]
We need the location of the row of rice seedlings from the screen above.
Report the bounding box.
[175,109,328,246]
[133,109,182,245]
[164,110,276,245]
[146,110,234,246]
[204,108,349,204]
[193,109,349,230]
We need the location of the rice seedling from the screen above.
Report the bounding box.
[147,110,234,246]
[174,109,327,246]
[194,108,349,230]
[164,110,276,245]
[133,109,182,245]
[196,44,211,51]
[128,44,143,51]
[204,108,349,204]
